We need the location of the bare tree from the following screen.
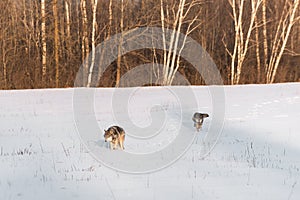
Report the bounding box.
[65,0,71,38]
[1,26,10,88]
[108,0,113,39]
[1,0,300,89]
[53,0,60,87]
[87,0,98,87]
[80,0,89,85]
[160,0,202,85]
[262,0,268,81]
[255,14,261,83]
[266,0,299,83]
[64,0,71,67]
[115,0,124,87]
[227,0,262,85]
[41,0,47,84]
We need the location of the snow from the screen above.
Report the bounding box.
[0,83,300,199]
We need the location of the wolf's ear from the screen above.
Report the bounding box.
[104,129,107,132]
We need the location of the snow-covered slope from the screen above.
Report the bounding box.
[0,83,299,200]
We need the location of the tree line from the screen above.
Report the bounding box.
[0,0,299,89]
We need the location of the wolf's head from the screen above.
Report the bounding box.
[193,112,209,122]
[104,129,113,142]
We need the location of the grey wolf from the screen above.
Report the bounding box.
[104,126,125,150]
[192,112,209,131]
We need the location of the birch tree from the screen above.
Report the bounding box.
[254,14,261,83]
[53,0,60,87]
[160,0,202,85]
[65,0,71,38]
[1,23,10,88]
[80,0,89,85]
[87,0,98,87]
[64,0,71,65]
[262,0,268,80]
[41,0,47,84]
[115,0,124,87]
[108,0,113,39]
[1,0,300,88]
[227,0,262,85]
[266,0,299,83]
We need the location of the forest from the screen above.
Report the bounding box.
[0,0,299,89]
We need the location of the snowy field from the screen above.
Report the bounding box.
[0,83,300,200]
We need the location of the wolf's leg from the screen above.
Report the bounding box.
[118,138,122,150]
[119,140,123,150]
[120,135,125,150]
[110,142,113,150]
[196,123,202,131]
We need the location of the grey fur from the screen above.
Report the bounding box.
[104,126,125,150]
[192,112,209,132]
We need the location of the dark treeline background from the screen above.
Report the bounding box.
[0,0,299,89]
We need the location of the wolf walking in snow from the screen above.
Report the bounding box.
[192,112,209,132]
[104,126,125,150]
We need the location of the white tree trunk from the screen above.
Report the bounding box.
[255,15,261,83]
[108,0,113,39]
[160,0,200,85]
[65,0,71,38]
[41,0,47,83]
[53,0,59,87]
[267,0,299,83]
[2,35,7,88]
[166,0,186,85]
[87,0,98,87]
[81,0,89,85]
[262,0,268,83]
[228,0,262,84]
[160,0,167,84]
[116,0,124,87]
